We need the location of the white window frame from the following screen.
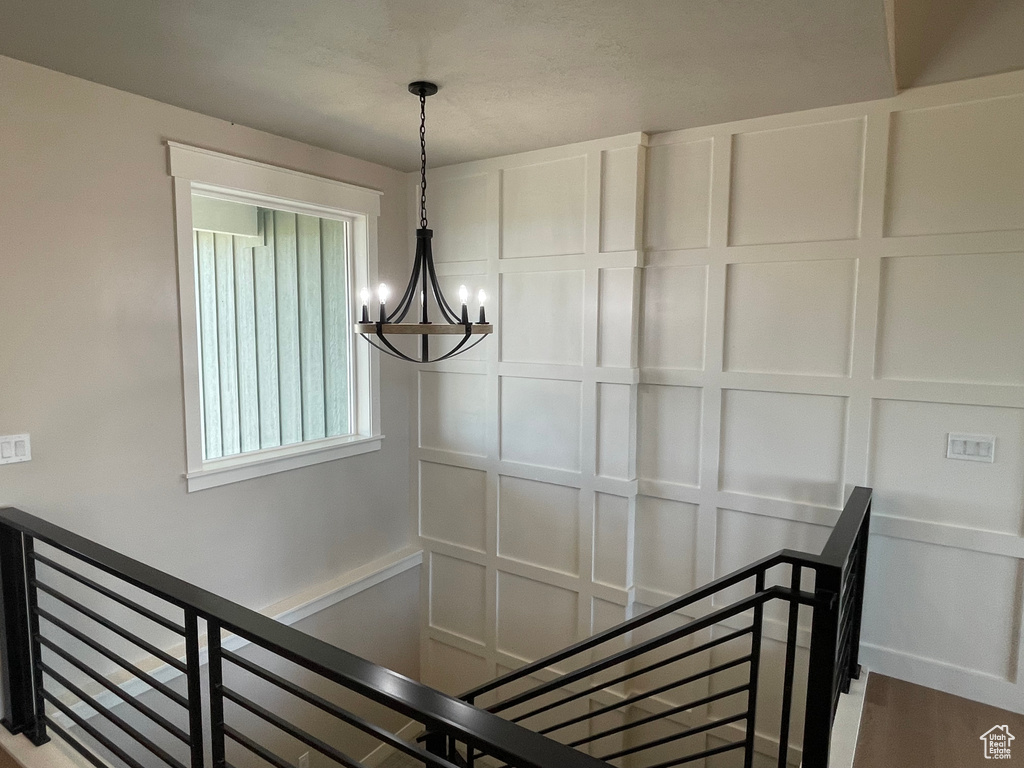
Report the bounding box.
[168,142,382,492]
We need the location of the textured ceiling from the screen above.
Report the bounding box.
[0,1,1019,170]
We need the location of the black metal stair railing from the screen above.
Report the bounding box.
[458,486,872,768]
[0,486,870,768]
[0,506,610,768]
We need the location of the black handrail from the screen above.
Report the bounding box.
[0,506,609,768]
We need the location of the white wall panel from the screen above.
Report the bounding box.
[719,390,847,508]
[497,573,579,661]
[638,385,702,486]
[424,641,490,696]
[431,173,489,262]
[635,497,699,596]
[500,376,581,471]
[715,509,831,576]
[499,476,580,575]
[729,119,865,245]
[715,508,831,623]
[420,461,488,551]
[429,554,487,644]
[641,266,707,370]
[501,269,585,365]
[886,95,1024,237]
[870,400,1024,535]
[593,493,630,589]
[601,147,641,253]
[591,597,627,634]
[419,371,487,455]
[862,536,1022,680]
[502,156,587,258]
[724,259,857,377]
[644,139,712,251]
[598,267,636,368]
[877,253,1024,385]
[597,383,632,480]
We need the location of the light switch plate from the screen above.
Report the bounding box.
[947,433,995,463]
[0,434,31,465]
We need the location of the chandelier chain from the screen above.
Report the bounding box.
[419,91,428,229]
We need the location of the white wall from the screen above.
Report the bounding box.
[414,67,1024,761]
[0,54,415,614]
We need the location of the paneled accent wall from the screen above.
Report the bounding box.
[640,70,1024,723]
[416,68,1024,764]
[413,134,647,708]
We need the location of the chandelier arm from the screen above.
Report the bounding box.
[359,329,488,364]
[431,330,484,363]
[358,334,407,361]
[423,241,463,324]
[387,235,426,323]
[365,329,418,363]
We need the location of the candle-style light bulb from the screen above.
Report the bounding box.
[359,287,370,323]
[477,289,487,324]
[377,283,390,323]
[458,284,469,323]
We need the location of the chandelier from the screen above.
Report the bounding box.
[354,81,493,363]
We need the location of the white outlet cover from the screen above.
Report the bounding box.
[946,433,995,463]
[0,434,31,465]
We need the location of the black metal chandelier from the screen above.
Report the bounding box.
[354,81,492,363]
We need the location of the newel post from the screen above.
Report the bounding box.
[801,562,841,768]
[0,519,43,740]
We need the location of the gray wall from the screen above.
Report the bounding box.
[0,53,415,612]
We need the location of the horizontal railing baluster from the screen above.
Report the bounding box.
[511,625,752,723]
[648,738,746,768]
[31,552,185,635]
[496,593,775,716]
[42,690,149,768]
[43,718,112,768]
[223,725,293,768]
[539,656,752,735]
[464,555,788,702]
[221,685,369,768]
[35,608,189,708]
[599,711,749,761]
[37,635,190,743]
[32,579,187,672]
[567,684,750,748]
[40,663,187,768]
[223,648,460,768]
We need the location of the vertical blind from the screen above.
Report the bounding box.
[194,208,351,460]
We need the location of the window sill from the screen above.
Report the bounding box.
[185,434,383,492]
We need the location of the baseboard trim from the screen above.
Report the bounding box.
[828,669,869,768]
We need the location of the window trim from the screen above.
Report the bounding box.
[168,142,383,492]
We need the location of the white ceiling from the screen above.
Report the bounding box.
[0,0,1020,170]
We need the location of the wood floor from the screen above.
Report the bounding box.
[0,745,20,768]
[853,674,1024,768]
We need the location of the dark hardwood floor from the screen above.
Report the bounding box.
[854,674,1024,768]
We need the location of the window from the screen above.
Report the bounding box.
[169,143,381,491]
